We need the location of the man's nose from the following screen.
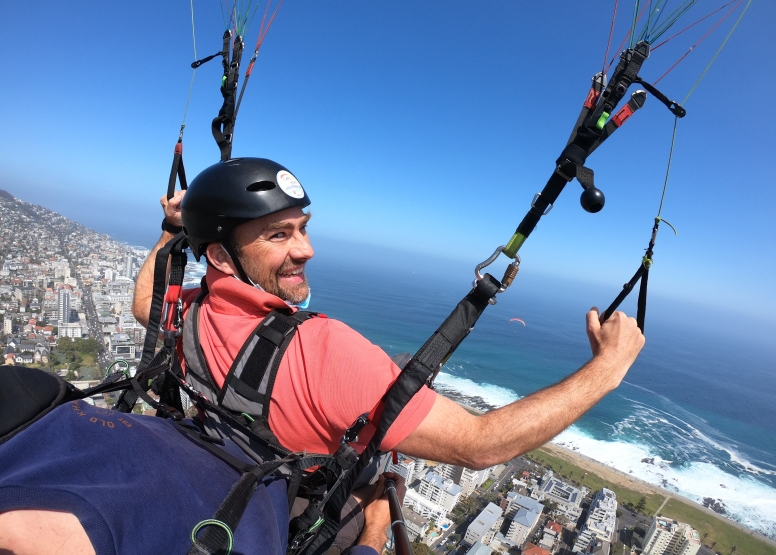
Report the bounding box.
[290,232,314,260]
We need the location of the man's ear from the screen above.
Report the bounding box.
[205,243,237,276]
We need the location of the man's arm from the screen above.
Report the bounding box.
[132,191,185,328]
[395,308,644,469]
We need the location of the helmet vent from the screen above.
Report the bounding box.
[246,180,276,192]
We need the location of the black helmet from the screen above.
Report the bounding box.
[182,157,311,260]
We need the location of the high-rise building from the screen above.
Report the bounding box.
[573,488,617,552]
[125,255,133,278]
[57,289,71,325]
[435,463,490,497]
[3,318,13,334]
[642,518,701,555]
[463,502,503,546]
[387,456,416,484]
[502,492,544,547]
[417,471,462,512]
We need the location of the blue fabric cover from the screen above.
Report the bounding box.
[0,400,289,555]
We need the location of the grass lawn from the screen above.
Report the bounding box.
[661,498,773,555]
[481,478,495,491]
[526,448,665,515]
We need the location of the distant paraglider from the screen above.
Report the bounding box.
[509,318,526,327]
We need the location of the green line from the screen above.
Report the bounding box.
[682,0,754,104]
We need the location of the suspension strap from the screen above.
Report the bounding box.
[166,133,189,201]
[212,30,245,161]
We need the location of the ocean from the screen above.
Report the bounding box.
[183,238,776,540]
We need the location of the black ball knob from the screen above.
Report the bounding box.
[580,187,605,213]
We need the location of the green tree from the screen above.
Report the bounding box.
[74,338,100,356]
[543,500,559,514]
[57,336,75,352]
[636,497,647,513]
[411,543,434,555]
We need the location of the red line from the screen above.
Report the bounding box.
[602,0,620,77]
[652,0,739,51]
[654,0,743,84]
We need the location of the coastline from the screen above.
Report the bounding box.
[443,393,776,550]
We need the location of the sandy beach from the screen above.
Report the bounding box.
[539,442,664,497]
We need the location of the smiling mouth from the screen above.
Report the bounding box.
[278,267,305,282]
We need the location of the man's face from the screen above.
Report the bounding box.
[232,207,314,303]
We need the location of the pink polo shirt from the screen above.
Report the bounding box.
[179,267,436,455]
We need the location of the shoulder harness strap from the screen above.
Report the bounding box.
[182,296,317,430]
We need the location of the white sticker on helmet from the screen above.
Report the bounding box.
[276,170,305,199]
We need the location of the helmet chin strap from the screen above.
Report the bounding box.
[219,242,312,309]
[220,242,261,289]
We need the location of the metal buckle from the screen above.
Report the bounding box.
[473,247,521,305]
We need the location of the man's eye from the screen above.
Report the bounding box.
[270,232,286,240]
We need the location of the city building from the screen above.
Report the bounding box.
[466,540,494,555]
[573,489,617,552]
[388,456,416,484]
[57,288,71,325]
[642,518,701,555]
[463,502,503,546]
[522,543,551,555]
[402,508,429,541]
[417,471,463,513]
[534,471,586,522]
[403,486,449,522]
[435,463,491,497]
[502,492,544,547]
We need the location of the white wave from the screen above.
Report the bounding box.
[552,427,776,539]
[434,371,521,408]
[622,398,776,477]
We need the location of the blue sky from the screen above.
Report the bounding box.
[1,1,774,324]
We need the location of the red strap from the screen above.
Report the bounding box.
[612,103,635,127]
[391,450,399,465]
[584,88,601,109]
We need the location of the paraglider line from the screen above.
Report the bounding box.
[682,0,753,103]
[609,1,651,72]
[180,0,198,129]
[602,0,620,78]
[653,0,744,85]
[651,0,738,51]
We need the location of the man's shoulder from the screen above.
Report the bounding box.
[298,314,360,338]
[296,315,387,357]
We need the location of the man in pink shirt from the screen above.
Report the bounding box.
[133,156,644,549]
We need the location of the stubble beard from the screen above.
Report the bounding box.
[244,258,310,304]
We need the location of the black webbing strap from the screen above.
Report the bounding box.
[222,310,315,427]
[302,275,502,555]
[601,261,649,332]
[634,77,687,118]
[166,137,188,201]
[189,458,297,555]
[602,217,663,333]
[138,233,188,371]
